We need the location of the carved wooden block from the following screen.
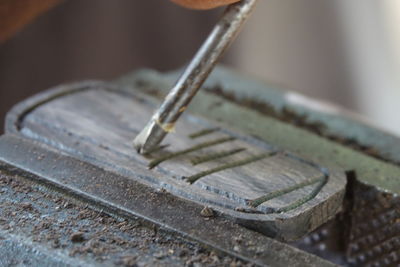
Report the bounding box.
[6,82,346,240]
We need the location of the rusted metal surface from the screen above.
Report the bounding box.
[295,179,400,267]
[0,168,254,266]
[346,181,400,266]
[293,219,349,265]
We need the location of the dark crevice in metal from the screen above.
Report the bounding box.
[143,144,170,156]
[341,170,356,257]
[188,128,220,139]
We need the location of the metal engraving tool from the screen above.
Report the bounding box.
[133,0,258,154]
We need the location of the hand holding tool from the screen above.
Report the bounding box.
[133,0,258,154]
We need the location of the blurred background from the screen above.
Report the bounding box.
[0,0,399,135]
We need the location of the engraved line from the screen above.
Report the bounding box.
[190,148,246,165]
[248,175,324,208]
[148,136,235,169]
[275,175,328,213]
[143,144,170,155]
[185,152,277,184]
[188,127,220,139]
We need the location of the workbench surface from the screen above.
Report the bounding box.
[0,170,251,267]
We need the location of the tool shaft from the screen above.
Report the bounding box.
[133,0,258,154]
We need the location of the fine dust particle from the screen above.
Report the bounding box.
[20,202,33,211]
[233,245,241,252]
[118,255,137,267]
[71,232,85,243]
[0,174,250,266]
[200,207,215,218]
[153,251,166,259]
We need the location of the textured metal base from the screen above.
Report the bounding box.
[3,66,400,266]
[0,163,267,266]
[0,134,334,266]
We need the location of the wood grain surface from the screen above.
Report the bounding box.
[15,84,346,240]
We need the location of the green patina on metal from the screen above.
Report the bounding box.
[117,68,400,195]
[187,92,400,193]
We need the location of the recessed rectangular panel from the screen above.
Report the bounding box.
[6,83,346,240]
